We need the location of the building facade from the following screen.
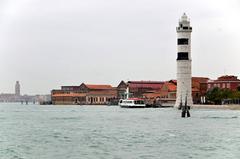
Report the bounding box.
[207,75,240,91]
[143,77,209,105]
[192,77,209,103]
[127,81,164,98]
[51,83,117,105]
[116,81,128,99]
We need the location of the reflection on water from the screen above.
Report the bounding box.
[0,103,240,159]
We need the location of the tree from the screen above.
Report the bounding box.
[206,87,221,104]
[206,87,235,104]
[237,86,240,92]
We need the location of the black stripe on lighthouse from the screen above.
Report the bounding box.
[177,52,189,60]
[177,38,188,45]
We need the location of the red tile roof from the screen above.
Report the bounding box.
[192,77,209,83]
[166,82,177,91]
[85,84,113,90]
[87,90,117,96]
[161,82,177,92]
[128,81,165,84]
[128,81,164,90]
[217,75,239,81]
[52,93,86,97]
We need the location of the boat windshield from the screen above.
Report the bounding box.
[134,100,144,104]
[122,100,133,104]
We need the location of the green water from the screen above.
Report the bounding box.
[0,103,240,159]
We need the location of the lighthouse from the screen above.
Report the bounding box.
[175,13,193,108]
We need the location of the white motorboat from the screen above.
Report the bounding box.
[118,86,146,108]
[119,98,146,108]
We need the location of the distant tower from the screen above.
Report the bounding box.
[15,81,20,96]
[175,13,193,107]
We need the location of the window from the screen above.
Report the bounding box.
[134,100,144,104]
[183,27,188,30]
[227,83,230,88]
[177,52,189,60]
[208,84,211,89]
[178,38,188,45]
[222,83,226,88]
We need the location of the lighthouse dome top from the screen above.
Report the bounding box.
[177,13,192,32]
[180,13,189,22]
[180,13,190,22]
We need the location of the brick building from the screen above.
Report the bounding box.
[51,83,117,105]
[116,81,128,99]
[51,93,86,105]
[143,80,177,105]
[127,81,164,98]
[79,84,117,104]
[143,77,209,104]
[192,77,209,103]
[207,75,240,91]
[51,77,211,105]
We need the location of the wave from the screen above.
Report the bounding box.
[201,116,238,119]
[51,117,82,120]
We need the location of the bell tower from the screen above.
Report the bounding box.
[15,81,20,96]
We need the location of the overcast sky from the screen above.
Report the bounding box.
[0,0,240,95]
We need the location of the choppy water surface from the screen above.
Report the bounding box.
[1,103,240,159]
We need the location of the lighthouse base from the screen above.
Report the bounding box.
[174,60,193,108]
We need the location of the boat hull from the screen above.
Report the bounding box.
[120,105,145,108]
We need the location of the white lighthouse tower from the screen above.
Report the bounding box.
[175,13,193,108]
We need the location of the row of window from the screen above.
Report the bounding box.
[88,97,106,103]
[134,100,144,104]
[208,83,231,89]
[120,100,144,104]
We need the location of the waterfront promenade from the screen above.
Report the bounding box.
[193,104,240,110]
